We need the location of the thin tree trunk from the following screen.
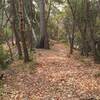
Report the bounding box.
[12,0,22,59]
[46,0,52,25]
[70,20,75,54]
[67,0,76,54]
[19,0,30,62]
[24,7,37,44]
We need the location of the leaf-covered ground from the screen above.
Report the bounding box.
[1,42,100,100]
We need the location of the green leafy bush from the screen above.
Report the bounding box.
[0,44,9,70]
[4,27,12,38]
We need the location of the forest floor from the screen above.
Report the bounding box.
[0,41,100,100]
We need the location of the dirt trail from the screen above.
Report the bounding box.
[1,42,100,100]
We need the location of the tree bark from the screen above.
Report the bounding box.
[18,0,30,62]
[67,0,76,54]
[12,0,22,59]
[38,0,49,49]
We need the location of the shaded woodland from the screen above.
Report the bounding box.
[0,0,100,99]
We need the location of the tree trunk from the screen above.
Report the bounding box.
[79,25,89,56]
[18,0,30,62]
[12,0,22,59]
[13,23,22,58]
[38,0,49,49]
[67,0,76,54]
[69,20,75,54]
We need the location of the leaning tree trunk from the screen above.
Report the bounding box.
[18,0,30,62]
[24,0,37,50]
[37,0,49,49]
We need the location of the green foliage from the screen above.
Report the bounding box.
[0,44,9,70]
[59,33,67,43]
[4,27,12,38]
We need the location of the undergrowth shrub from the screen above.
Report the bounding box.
[0,44,9,70]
